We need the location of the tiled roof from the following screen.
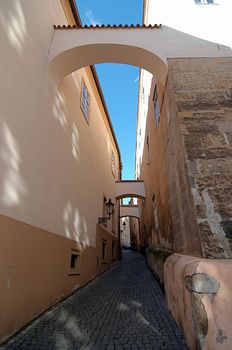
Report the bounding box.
[54,24,161,29]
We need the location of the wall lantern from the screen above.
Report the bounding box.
[98,198,115,224]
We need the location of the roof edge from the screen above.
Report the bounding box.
[53,24,161,29]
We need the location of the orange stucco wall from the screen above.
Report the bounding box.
[165,254,232,350]
[0,0,120,342]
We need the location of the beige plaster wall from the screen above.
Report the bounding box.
[0,0,119,247]
[115,180,145,199]
[0,213,118,343]
[165,253,232,350]
[0,0,120,342]
[120,205,140,219]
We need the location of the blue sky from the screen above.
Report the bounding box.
[76,0,143,180]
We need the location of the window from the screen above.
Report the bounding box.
[70,254,77,268]
[102,240,107,261]
[153,85,160,127]
[111,152,116,177]
[112,210,115,234]
[68,249,81,275]
[81,81,90,121]
[146,134,150,164]
[112,240,115,259]
[194,0,217,4]
[102,196,107,227]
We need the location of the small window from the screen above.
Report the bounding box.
[112,211,115,234]
[111,152,116,177]
[102,240,107,261]
[68,249,81,275]
[112,240,115,259]
[71,254,78,268]
[102,196,107,227]
[81,81,90,121]
[153,85,160,127]
[146,134,150,164]
[194,0,217,4]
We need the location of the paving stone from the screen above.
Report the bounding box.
[0,251,188,350]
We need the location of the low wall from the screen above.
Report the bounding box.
[146,246,172,287]
[164,254,232,349]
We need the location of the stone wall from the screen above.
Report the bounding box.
[169,58,232,258]
[136,67,203,256]
[137,77,176,253]
[165,72,203,256]
[146,246,172,287]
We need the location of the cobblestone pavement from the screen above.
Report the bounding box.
[1,251,188,350]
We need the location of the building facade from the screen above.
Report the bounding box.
[135,0,232,348]
[0,0,121,343]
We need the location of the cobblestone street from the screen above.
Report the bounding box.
[1,251,187,350]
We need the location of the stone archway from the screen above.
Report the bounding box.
[47,24,231,88]
[120,205,140,220]
[48,25,168,87]
[116,180,145,201]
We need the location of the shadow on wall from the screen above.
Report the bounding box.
[63,200,90,246]
[0,0,27,56]
[52,88,81,162]
[0,0,86,234]
[0,77,90,244]
[0,1,119,344]
[0,121,28,208]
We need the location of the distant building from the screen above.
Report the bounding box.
[120,217,131,247]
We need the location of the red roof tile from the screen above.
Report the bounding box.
[53,24,161,30]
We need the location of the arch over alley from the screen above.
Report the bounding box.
[120,205,140,219]
[48,24,231,88]
[116,180,145,200]
[48,25,167,87]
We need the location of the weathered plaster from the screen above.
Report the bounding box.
[165,254,232,350]
[169,57,232,258]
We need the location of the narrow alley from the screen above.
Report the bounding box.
[1,252,187,350]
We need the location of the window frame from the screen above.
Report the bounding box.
[102,195,108,228]
[153,85,160,127]
[68,249,81,275]
[146,133,150,165]
[194,0,218,4]
[111,151,116,177]
[102,239,107,262]
[80,80,90,123]
[112,240,115,260]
